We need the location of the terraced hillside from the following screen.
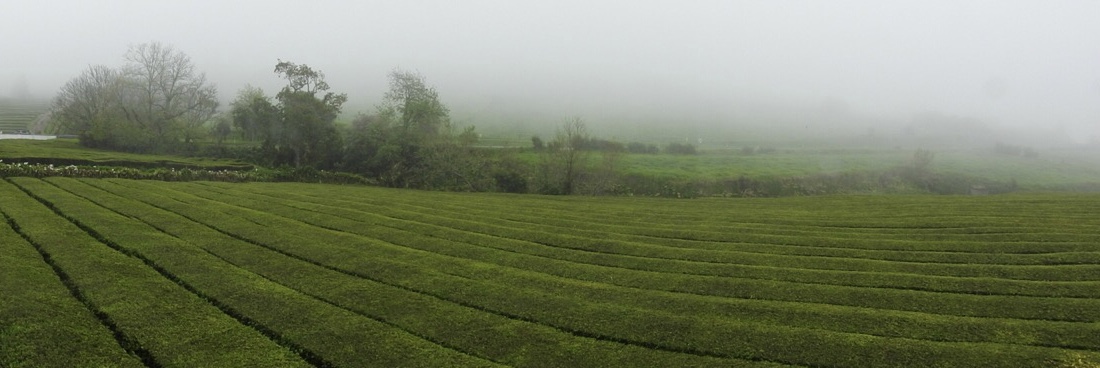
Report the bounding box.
[2,178,1099,367]
[0,99,49,132]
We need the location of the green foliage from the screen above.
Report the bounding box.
[343,71,504,191]
[0,207,141,367]
[0,179,309,366]
[229,85,277,142]
[536,118,591,195]
[270,61,348,168]
[49,43,219,153]
[3,179,1093,366]
[530,135,545,151]
[209,113,232,146]
[378,69,450,138]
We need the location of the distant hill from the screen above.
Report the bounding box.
[0,98,50,133]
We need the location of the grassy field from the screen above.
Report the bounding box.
[0,139,251,170]
[513,147,1100,190]
[0,99,49,132]
[2,177,1099,367]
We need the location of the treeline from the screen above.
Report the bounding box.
[48,42,709,195]
[530,136,697,155]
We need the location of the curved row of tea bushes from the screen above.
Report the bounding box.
[91,179,1099,367]
[0,179,309,367]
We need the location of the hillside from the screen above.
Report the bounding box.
[0,99,49,133]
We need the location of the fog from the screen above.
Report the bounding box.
[3,0,1099,144]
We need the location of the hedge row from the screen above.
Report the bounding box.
[91,179,1100,366]
[195,182,1100,285]
[0,207,141,368]
[0,179,308,367]
[55,177,757,368]
[17,177,497,368]
[191,184,1100,299]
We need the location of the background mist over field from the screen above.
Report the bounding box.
[2,0,1099,144]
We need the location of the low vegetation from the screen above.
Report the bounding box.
[1,177,1098,367]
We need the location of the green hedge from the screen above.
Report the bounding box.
[0,179,309,367]
[90,179,1100,367]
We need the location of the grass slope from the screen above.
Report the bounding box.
[0,139,251,170]
[0,99,48,132]
[1,178,1098,367]
[512,147,1100,189]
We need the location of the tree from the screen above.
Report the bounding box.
[50,65,128,146]
[118,42,218,149]
[531,135,545,151]
[537,117,590,195]
[271,60,347,168]
[379,69,450,139]
[229,85,277,142]
[49,43,218,152]
[209,112,232,146]
[586,143,624,195]
[347,70,457,187]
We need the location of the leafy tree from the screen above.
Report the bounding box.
[378,69,450,139]
[229,85,277,142]
[531,135,545,151]
[269,60,347,168]
[347,70,463,187]
[343,114,393,179]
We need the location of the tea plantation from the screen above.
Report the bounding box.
[0,99,48,133]
[2,177,1099,367]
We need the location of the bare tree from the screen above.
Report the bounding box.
[50,65,124,138]
[119,42,218,146]
[538,117,590,194]
[587,145,624,195]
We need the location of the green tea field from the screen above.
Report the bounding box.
[0,99,49,133]
[0,139,252,171]
[2,178,1099,367]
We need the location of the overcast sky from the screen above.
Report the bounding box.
[2,1,1098,135]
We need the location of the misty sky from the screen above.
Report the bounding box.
[2,1,1099,136]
